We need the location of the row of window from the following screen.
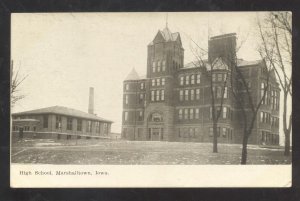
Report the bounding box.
[261,83,280,110]
[125,82,145,91]
[209,127,234,139]
[124,94,146,105]
[209,106,232,120]
[152,60,166,73]
[212,73,227,82]
[151,78,165,87]
[123,111,144,121]
[261,131,279,145]
[178,127,201,138]
[179,74,201,85]
[54,115,108,134]
[260,112,279,127]
[151,90,165,101]
[178,108,200,120]
[179,87,228,102]
[12,126,36,131]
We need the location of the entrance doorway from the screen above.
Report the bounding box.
[148,128,164,141]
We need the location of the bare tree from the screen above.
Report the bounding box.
[257,12,292,156]
[189,36,229,153]
[11,60,28,107]
[229,57,271,164]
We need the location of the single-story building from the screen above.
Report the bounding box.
[12,105,113,141]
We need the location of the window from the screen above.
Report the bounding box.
[125,95,129,104]
[189,128,195,138]
[77,119,82,131]
[261,82,266,104]
[151,91,155,101]
[180,77,184,85]
[156,90,160,101]
[184,109,188,120]
[185,90,189,101]
[157,61,161,72]
[156,78,160,86]
[196,74,201,84]
[179,90,184,101]
[209,128,213,136]
[178,109,183,120]
[152,61,156,72]
[151,113,163,122]
[67,117,73,130]
[217,74,223,81]
[185,75,189,85]
[152,79,155,86]
[260,111,270,123]
[95,122,100,133]
[195,108,199,119]
[224,87,228,98]
[247,81,251,89]
[223,74,227,81]
[161,78,165,86]
[124,112,128,121]
[191,75,195,84]
[216,87,222,98]
[222,128,227,137]
[210,107,213,119]
[139,93,144,103]
[212,74,216,82]
[140,83,144,89]
[223,107,228,119]
[103,123,108,134]
[43,115,48,128]
[125,84,129,90]
[190,89,195,101]
[86,120,92,132]
[162,60,166,71]
[195,128,200,136]
[196,89,200,100]
[161,90,165,101]
[55,115,61,129]
[138,111,143,121]
[190,108,194,119]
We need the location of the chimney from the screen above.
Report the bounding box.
[88,87,94,114]
[208,33,236,65]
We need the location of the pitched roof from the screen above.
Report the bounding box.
[149,27,181,45]
[183,59,262,70]
[237,59,262,67]
[124,68,140,81]
[12,106,113,122]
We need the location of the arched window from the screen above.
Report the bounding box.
[151,113,163,122]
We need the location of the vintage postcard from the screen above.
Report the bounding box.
[10,12,292,187]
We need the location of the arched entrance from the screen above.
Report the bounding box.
[147,112,164,141]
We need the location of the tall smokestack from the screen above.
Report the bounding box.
[88,87,94,114]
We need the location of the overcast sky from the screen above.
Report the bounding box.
[12,12,289,143]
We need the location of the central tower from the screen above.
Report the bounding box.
[144,26,184,141]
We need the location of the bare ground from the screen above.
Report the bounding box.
[11,139,291,165]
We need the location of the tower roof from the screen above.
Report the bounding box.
[124,68,140,81]
[149,26,182,45]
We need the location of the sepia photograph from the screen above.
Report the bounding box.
[10,12,292,187]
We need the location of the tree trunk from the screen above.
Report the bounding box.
[283,91,291,156]
[213,121,218,153]
[241,132,249,165]
[284,131,290,156]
